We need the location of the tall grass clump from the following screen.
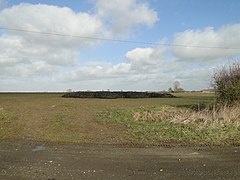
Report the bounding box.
[133,105,240,129]
[213,61,240,105]
[106,105,240,145]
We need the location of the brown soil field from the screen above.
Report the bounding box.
[0,92,215,145]
[0,93,126,144]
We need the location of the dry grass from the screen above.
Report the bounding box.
[133,104,240,128]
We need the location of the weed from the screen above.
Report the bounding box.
[103,104,240,145]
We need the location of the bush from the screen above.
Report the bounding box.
[213,62,240,104]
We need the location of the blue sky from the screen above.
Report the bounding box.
[0,0,240,91]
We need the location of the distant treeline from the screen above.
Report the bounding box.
[62,91,175,99]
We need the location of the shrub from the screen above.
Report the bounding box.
[213,62,240,105]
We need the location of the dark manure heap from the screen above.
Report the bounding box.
[62,91,175,99]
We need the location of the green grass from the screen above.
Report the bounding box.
[103,106,240,146]
[100,93,240,146]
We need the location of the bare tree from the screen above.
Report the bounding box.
[66,89,72,93]
[173,81,185,92]
[173,81,180,91]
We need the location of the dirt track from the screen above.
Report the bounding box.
[1,141,240,179]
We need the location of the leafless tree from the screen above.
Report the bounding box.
[173,81,180,91]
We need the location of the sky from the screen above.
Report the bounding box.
[0,0,240,92]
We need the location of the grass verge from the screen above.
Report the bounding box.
[102,105,240,146]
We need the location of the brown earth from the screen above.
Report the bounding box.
[1,141,240,179]
[0,93,202,144]
[0,93,128,144]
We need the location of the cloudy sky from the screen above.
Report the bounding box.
[0,0,240,92]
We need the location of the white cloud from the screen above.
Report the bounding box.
[0,2,164,91]
[0,1,224,91]
[61,62,132,82]
[173,24,240,62]
[21,61,56,77]
[126,48,154,64]
[175,68,213,90]
[58,45,179,91]
[0,3,106,80]
[0,3,104,49]
[126,46,166,71]
[60,46,168,83]
[95,0,158,36]
[0,3,103,38]
[0,2,158,83]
